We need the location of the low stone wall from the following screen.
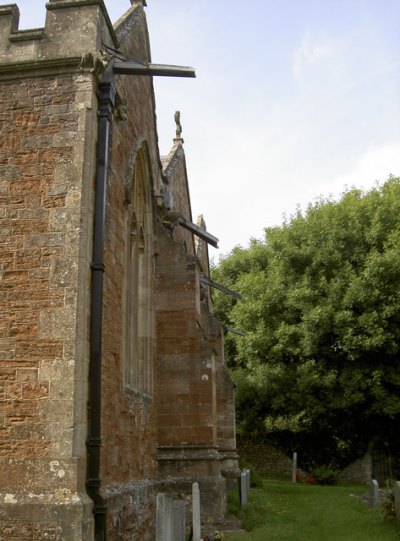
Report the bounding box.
[239,441,372,484]
[339,453,371,485]
[238,441,293,480]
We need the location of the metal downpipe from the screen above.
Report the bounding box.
[86,64,116,541]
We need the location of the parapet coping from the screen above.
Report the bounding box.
[161,141,184,179]
[0,0,118,47]
[46,0,118,46]
[9,28,44,41]
[0,55,85,80]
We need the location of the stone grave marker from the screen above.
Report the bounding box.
[156,493,185,541]
[369,479,379,507]
[245,468,251,492]
[192,482,201,541]
[292,452,297,483]
[240,470,248,507]
[172,499,185,541]
[394,481,400,520]
[156,493,172,541]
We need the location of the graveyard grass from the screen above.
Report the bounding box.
[225,480,400,541]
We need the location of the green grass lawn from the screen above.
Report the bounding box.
[225,480,400,541]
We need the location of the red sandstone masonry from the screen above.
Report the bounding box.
[0,28,96,534]
[0,0,113,533]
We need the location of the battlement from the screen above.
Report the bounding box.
[0,0,118,77]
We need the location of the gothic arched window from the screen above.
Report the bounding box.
[124,148,154,395]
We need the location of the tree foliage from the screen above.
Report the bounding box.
[213,178,400,469]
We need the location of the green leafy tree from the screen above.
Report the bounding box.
[213,178,400,469]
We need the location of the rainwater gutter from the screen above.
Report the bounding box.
[86,61,116,541]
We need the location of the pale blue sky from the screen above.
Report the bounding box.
[15,1,400,255]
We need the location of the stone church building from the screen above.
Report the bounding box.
[0,1,238,539]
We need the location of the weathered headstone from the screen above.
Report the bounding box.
[369,479,379,507]
[192,482,201,541]
[394,481,400,520]
[156,493,172,541]
[240,471,248,507]
[245,468,251,492]
[292,452,298,483]
[172,499,185,541]
[156,493,185,541]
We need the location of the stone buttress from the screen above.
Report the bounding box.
[156,131,239,525]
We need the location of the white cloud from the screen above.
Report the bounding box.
[330,142,400,195]
[293,33,336,78]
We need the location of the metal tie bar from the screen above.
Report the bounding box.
[200,275,242,300]
[225,326,246,337]
[178,216,219,248]
[113,61,196,78]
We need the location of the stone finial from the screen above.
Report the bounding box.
[130,0,148,6]
[173,110,184,144]
[195,215,206,257]
[196,215,206,230]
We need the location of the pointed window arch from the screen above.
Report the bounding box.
[124,147,154,394]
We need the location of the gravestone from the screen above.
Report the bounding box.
[245,468,251,492]
[369,479,379,507]
[292,452,297,483]
[394,481,400,520]
[173,500,185,541]
[156,493,185,541]
[240,471,248,507]
[156,493,172,541]
[192,482,201,541]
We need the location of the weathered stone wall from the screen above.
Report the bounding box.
[98,5,161,539]
[195,219,238,480]
[216,368,236,450]
[339,453,371,485]
[0,0,114,538]
[162,143,194,252]
[156,227,212,447]
[238,441,293,479]
[239,440,373,484]
[0,67,96,541]
[155,145,238,524]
